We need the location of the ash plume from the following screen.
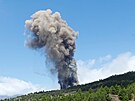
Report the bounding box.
[25,9,79,89]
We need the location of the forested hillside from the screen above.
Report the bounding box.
[70,71,135,91]
[1,71,135,101]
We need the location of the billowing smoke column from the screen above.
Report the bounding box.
[25,9,79,89]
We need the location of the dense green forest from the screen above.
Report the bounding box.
[1,71,135,101]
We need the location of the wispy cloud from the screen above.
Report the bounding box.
[77,52,135,84]
[0,77,45,96]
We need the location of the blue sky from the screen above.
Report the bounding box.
[0,0,135,96]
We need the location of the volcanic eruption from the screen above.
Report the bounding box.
[25,9,79,89]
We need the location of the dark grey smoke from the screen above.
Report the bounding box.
[25,9,79,89]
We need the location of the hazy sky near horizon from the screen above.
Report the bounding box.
[0,0,135,96]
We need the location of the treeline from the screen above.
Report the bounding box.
[2,82,135,101]
[70,71,135,91]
